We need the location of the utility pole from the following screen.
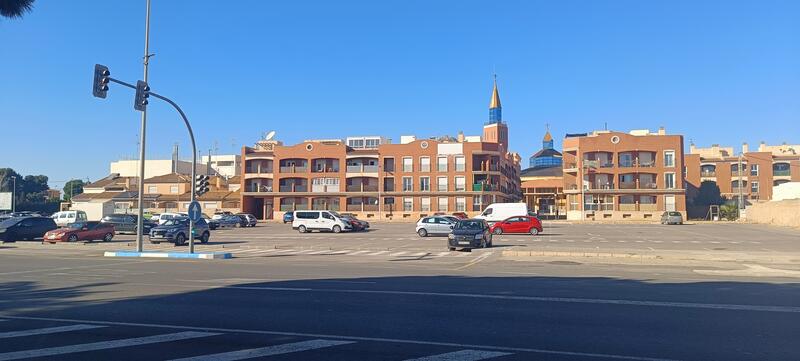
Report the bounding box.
[10,176,16,213]
[738,153,744,219]
[135,0,153,252]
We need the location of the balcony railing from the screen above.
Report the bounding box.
[473,184,496,192]
[774,169,791,176]
[279,166,307,173]
[311,184,340,193]
[280,204,307,212]
[311,167,340,173]
[246,185,272,192]
[278,185,308,192]
[345,204,379,212]
[346,165,379,173]
[700,171,716,177]
[346,185,379,192]
[245,167,273,174]
[473,165,499,172]
[618,203,658,211]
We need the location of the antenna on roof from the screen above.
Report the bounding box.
[604,122,607,131]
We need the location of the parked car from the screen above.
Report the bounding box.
[149,213,161,222]
[214,215,242,228]
[489,216,543,235]
[451,212,468,219]
[101,214,155,235]
[283,212,294,224]
[43,221,115,243]
[148,217,210,245]
[447,219,492,251]
[660,211,684,225]
[0,216,58,242]
[51,210,88,227]
[201,214,219,230]
[416,216,456,237]
[474,203,529,225]
[339,214,369,231]
[292,210,351,233]
[155,212,186,225]
[212,211,234,220]
[236,213,258,227]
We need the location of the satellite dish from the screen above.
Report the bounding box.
[265,130,276,141]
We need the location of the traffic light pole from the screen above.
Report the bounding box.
[106,78,198,253]
[135,0,153,253]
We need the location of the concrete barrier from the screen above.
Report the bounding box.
[745,200,800,228]
[104,251,232,259]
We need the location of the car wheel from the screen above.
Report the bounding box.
[493,228,503,235]
[150,241,161,245]
[68,234,78,242]
[529,228,539,236]
[417,228,428,237]
[332,225,342,233]
[174,233,186,246]
[448,247,456,251]
[103,233,113,242]
[298,225,307,233]
[200,232,210,244]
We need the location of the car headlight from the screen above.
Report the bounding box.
[474,234,483,240]
[0,228,6,234]
[448,234,454,239]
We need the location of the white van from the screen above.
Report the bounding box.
[157,212,186,225]
[52,210,88,227]
[292,211,351,233]
[474,203,529,224]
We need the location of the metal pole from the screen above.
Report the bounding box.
[11,176,16,213]
[150,93,196,253]
[135,0,152,252]
[738,153,744,219]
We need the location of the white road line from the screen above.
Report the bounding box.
[0,324,105,339]
[169,339,354,361]
[0,331,219,361]
[403,349,512,361]
[346,250,370,256]
[366,251,390,256]
[409,252,429,257]
[307,250,331,255]
[0,315,680,361]
[389,251,408,257]
[294,249,319,254]
[434,252,451,257]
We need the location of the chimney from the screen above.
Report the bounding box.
[742,142,749,154]
[457,131,465,143]
[124,177,131,190]
[759,141,766,152]
[172,144,179,173]
[215,176,221,189]
[657,126,666,135]
[689,143,696,154]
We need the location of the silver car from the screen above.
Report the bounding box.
[416,216,456,237]
[660,211,683,225]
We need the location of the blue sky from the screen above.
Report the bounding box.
[1,0,798,190]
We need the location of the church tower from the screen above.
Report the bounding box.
[483,75,509,150]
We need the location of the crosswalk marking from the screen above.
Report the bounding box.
[0,324,105,339]
[389,251,408,257]
[367,251,389,256]
[169,339,354,361]
[347,250,370,255]
[403,349,512,361]
[0,331,219,361]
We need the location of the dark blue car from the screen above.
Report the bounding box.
[148,218,210,246]
[283,212,294,224]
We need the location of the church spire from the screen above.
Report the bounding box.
[488,74,502,124]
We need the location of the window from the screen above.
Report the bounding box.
[420,177,430,191]
[437,157,448,172]
[750,164,759,176]
[437,197,448,212]
[437,177,448,192]
[402,177,413,192]
[322,212,334,220]
[455,197,466,212]
[348,139,364,148]
[420,157,431,172]
[383,158,395,172]
[664,173,675,189]
[455,176,466,191]
[365,138,380,148]
[402,157,413,172]
[403,197,413,212]
[751,181,759,194]
[663,151,675,167]
[455,156,465,172]
[421,197,431,212]
[147,185,157,194]
[170,185,179,194]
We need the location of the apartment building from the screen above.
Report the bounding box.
[521,129,566,218]
[686,142,800,202]
[562,128,686,221]
[240,80,522,221]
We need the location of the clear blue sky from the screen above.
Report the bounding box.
[1,0,798,190]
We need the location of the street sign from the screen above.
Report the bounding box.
[187,201,202,222]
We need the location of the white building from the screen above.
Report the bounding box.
[110,159,208,179]
[200,154,241,178]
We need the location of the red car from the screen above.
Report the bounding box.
[451,212,468,219]
[489,216,542,236]
[43,221,115,243]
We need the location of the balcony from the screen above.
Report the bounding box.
[278,185,308,192]
[700,171,716,177]
[280,166,308,173]
[473,184,497,192]
[774,169,791,177]
[346,165,379,173]
[311,184,340,193]
[473,165,500,172]
[345,204,379,212]
[345,184,379,192]
[245,166,273,174]
[245,185,272,193]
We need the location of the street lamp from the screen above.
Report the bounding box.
[10,176,16,213]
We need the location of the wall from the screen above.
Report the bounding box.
[110,160,208,178]
[745,199,800,228]
[772,182,800,201]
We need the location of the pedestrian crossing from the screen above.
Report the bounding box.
[0,319,518,360]
[137,244,484,259]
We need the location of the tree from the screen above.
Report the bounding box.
[63,179,86,202]
[691,181,726,207]
[0,0,35,19]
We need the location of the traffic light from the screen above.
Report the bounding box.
[92,64,110,98]
[195,175,210,196]
[134,80,150,111]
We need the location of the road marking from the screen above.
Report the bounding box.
[0,315,679,361]
[366,251,390,256]
[307,250,331,255]
[0,324,105,339]
[435,252,451,257]
[169,339,354,361]
[404,350,512,361]
[455,252,494,270]
[389,251,408,257]
[0,260,158,276]
[0,331,219,361]
[409,252,429,257]
[347,250,370,255]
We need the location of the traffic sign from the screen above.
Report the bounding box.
[187,201,202,222]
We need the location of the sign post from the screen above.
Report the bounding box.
[187,201,201,253]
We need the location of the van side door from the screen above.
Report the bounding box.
[320,212,335,230]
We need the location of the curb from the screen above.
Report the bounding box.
[103,251,232,260]
[501,250,659,260]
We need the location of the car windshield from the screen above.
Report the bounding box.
[0,218,21,228]
[66,222,85,230]
[454,220,483,230]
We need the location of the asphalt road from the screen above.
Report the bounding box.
[0,222,798,360]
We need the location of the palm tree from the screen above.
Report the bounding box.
[0,0,35,19]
